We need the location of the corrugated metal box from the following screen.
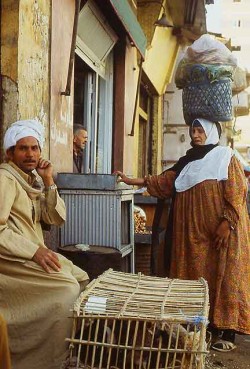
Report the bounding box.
[57,174,135,272]
[59,189,134,252]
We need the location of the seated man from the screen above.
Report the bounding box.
[0,119,89,369]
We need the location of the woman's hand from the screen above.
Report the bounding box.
[214,219,231,250]
[114,171,130,184]
[114,171,145,187]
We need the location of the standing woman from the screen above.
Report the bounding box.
[116,118,250,351]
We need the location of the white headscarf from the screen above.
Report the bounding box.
[175,118,233,192]
[193,118,220,145]
[3,119,45,152]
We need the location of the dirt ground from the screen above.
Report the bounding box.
[205,334,250,369]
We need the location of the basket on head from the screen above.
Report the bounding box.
[181,64,233,125]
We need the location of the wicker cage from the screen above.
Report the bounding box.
[64,269,209,369]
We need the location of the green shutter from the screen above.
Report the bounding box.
[109,0,147,58]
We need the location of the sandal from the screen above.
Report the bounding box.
[211,339,237,352]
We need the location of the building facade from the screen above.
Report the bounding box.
[220,0,250,159]
[0,0,208,178]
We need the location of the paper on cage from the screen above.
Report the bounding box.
[85,296,107,313]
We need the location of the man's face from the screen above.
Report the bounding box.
[6,136,41,173]
[73,129,88,151]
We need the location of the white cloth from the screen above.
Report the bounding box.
[192,118,220,145]
[3,119,45,152]
[175,146,233,192]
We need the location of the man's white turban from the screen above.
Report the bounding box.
[3,119,45,152]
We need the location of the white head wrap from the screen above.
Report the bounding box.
[192,118,220,145]
[175,118,232,192]
[3,119,45,152]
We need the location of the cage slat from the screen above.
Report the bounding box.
[65,269,209,369]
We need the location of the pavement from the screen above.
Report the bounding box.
[206,334,250,369]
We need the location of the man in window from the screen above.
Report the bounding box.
[73,124,88,173]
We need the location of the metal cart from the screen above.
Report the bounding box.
[57,173,135,272]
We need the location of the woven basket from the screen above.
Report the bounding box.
[180,63,233,125]
[183,79,233,125]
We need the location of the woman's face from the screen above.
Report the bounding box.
[190,126,207,146]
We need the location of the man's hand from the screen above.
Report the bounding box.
[214,219,231,250]
[32,246,61,273]
[36,158,55,188]
[36,157,53,179]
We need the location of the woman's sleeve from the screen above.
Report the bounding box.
[145,170,176,199]
[223,155,248,229]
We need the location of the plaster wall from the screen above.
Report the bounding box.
[1,0,19,81]
[50,0,75,173]
[162,126,190,170]
[1,0,19,151]
[1,0,74,171]
[162,48,191,168]
[220,0,250,156]
[221,0,250,71]
[233,91,248,109]
[1,0,50,159]
[234,115,250,157]
[18,0,50,158]
[164,86,185,125]
[1,0,50,154]
[163,47,187,125]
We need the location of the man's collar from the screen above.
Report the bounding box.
[8,161,37,186]
[73,148,83,157]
